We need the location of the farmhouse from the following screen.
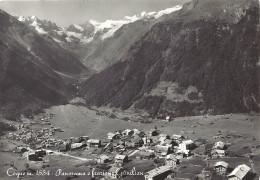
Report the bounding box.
[213,141,225,150]
[211,149,225,158]
[214,161,229,175]
[179,140,195,151]
[172,134,185,144]
[144,166,172,180]
[155,145,171,157]
[114,154,128,166]
[87,139,101,148]
[148,129,161,136]
[165,154,179,167]
[97,154,110,164]
[228,164,251,180]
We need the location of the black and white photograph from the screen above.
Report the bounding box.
[0,0,259,179]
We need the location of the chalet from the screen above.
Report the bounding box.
[165,154,180,167]
[148,129,161,136]
[176,149,190,157]
[159,134,170,143]
[87,139,101,148]
[213,141,225,150]
[107,132,120,140]
[97,154,110,164]
[144,166,172,180]
[71,143,84,150]
[179,140,195,151]
[133,129,141,135]
[211,149,225,158]
[228,164,251,180]
[123,129,134,136]
[114,155,128,166]
[155,145,171,157]
[214,161,229,175]
[142,137,153,145]
[172,134,185,144]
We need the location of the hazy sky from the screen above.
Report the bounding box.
[0,0,190,27]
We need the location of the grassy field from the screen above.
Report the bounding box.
[0,104,259,179]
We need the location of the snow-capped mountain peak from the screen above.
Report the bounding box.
[16,5,182,43]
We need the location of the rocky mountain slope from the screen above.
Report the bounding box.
[80,0,260,118]
[0,9,90,120]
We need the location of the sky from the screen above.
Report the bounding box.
[0,0,190,27]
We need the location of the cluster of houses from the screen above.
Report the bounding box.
[5,123,255,180]
[5,123,64,149]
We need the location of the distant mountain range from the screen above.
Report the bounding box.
[79,0,260,118]
[17,5,182,71]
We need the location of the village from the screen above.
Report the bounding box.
[1,113,258,180]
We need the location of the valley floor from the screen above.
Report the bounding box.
[0,103,259,180]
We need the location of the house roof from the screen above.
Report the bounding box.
[214,161,229,168]
[228,164,251,179]
[172,134,184,139]
[155,145,170,153]
[211,149,225,155]
[115,154,127,160]
[182,140,194,145]
[99,154,109,160]
[87,139,101,143]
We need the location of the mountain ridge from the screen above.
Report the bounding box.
[79,0,260,118]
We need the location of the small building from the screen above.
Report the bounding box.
[172,134,185,144]
[97,154,110,164]
[107,132,119,140]
[179,140,195,151]
[213,141,225,150]
[159,134,170,144]
[144,166,172,180]
[133,129,141,135]
[165,154,180,167]
[228,164,251,180]
[114,155,128,166]
[155,145,171,157]
[87,139,101,148]
[71,143,84,150]
[214,161,229,175]
[148,129,161,136]
[211,149,225,158]
[123,129,134,136]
